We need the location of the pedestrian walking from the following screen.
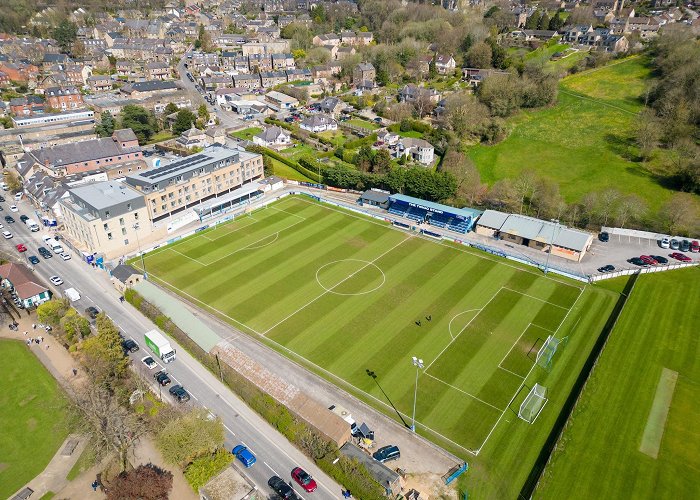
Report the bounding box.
[23,331,27,336]
[73,368,78,376]
[91,480,98,491]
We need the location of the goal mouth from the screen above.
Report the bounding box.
[518,383,548,424]
[536,335,568,370]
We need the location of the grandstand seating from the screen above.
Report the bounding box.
[388,202,471,232]
[448,217,470,233]
[387,203,427,223]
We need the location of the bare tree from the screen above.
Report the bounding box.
[413,91,435,118]
[635,109,662,161]
[487,178,519,212]
[596,189,622,227]
[107,464,173,500]
[513,170,539,214]
[441,150,486,205]
[659,193,698,235]
[614,195,648,228]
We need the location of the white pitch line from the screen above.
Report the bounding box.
[261,234,413,336]
[498,366,526,379]
[424,373,505,412]
[170,247,206,266]
[501,286,572,310]
[498,323,532,368]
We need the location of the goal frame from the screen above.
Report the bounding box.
[536,335,568,370]
[518,383,548,424]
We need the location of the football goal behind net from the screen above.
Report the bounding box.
[518,383,548,424]
[536,335,568,370]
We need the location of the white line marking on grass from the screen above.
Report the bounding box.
[424,373,505,412]
[501,286,571,310]
[170,247,206,266]
[261,234,413,336]
[475,285,586,455]
[424,288,503,372]
[498,323,532,370]
[447,309,482,340]
[498,366,526,379]
[268,205,308,220]
[200,214,259,242]
[315,259,386,296]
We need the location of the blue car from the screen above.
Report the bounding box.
[232,445,256,468]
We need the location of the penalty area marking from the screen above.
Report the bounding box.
[448,309,482,340]
[315,259,386,296]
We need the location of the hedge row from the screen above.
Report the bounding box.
[123,289,385,499]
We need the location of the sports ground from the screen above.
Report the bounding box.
[136,195,618,464]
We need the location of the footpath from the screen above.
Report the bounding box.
[1,313,196,500]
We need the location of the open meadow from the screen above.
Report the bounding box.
[133,195,620,497]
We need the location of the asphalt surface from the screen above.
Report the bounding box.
[1,195,342,499]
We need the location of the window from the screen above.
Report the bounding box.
[107,232,113,240]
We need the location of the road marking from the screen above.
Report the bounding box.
[222,423,236,436]
[264,461,278,476]
[240,441,254,453]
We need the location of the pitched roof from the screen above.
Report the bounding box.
[111,263,141,283]
[255,126,288,142]
[0,263,48,299]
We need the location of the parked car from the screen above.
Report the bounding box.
[291,467,317,493]
[19,215,29,222]
[372,444,400,463]
[658,237,670,249]
[232,445,256,468]
[154,370,171,386]
[16,243,27,252]
[122,339,139,353]
[268,476,298,499]
[598,232,609,242]
[640,255,658,265]
[61,253,71,261]
[691,240,700,253]
[670,239,680,250]
[597,264,615,273]
[168,384,190,403]
[4,216,14,223]
[627,257,648,266]
[651,255,668,265]
[141,356,158,369]
[2,231,12,239]
[28,255,40,265]
[669,252,692,262]
[9,205,18,212]
[49,276,63,286]
[85,306,99,319]
[39,247,52,259]
[680,239,691,252]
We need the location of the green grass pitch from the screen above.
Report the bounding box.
[0,340,69,498]
[136,195,619,496]
[537,268,700,499]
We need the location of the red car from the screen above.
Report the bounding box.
[640,255,658,265]
[691,240,699,253]
[16,243,27,252]
[291,467,317,493]
[669,252,692,262]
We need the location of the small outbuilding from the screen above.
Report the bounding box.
[0,263,50,308]
[110,264,143,293]
[359,189,391,209]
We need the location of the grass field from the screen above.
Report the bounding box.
[346,118,380,130]
[134,195,619,497]
[468,56,700,214]
[231,127,263,141]
[0,340,69,498]
[537,268,700,499]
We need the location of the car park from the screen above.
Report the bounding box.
[19,215,29,222]
[659,237,670,249]
[16,243,26,252]
[670,239,680,250]
[141,356,158,369]
[598,232,609,242]
[372,444,400,463]
[669,252,692,262]
[640,255,658,265]
[680,239,691,252]
[85,306,99,319]
[4,216,14,223]
[232,445,256,468]
[154,370,171,386]
[291,467,317,493]
[268,476,298,499]
[28,255,40,265]
[122,339,139,353]
[2,231,12,239]
[597,264,615,273]
[49,276,63,286]
[651,255,668,265]
[9,205,18,212]
[168,384,190,403]
[628,257,648,266]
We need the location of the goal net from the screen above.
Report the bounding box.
[536,335,567,370]
[518,384,548,424]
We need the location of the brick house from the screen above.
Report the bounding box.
[45,87,84,111]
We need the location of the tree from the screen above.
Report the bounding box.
[156,408,225,467]
[196,24,213,52]
[37,299,70,326]
[120,105,156,143]
[107,464,173,500]
[634,109,662,161]
[371,149,392,175]
[80,313,130,385]
[614,195,647,228]
[549,11,565,31]
[477,73,523,117]
[442,92,489,140]
[96,111,115,137]
[197,103,210,122]
[354,145,374,172]
[466,42,492,69]
[441,150,485,205]
[538,12,551,31]
[513,170,540,214]
[60,308,91,344]
[163,103,179,116]
[525,11,540,30]
[53,19,78,53]
[172,109,197,135]
[659,193,698,235]
[487,178,519,212]
[5,170,22,192]
[262,155,273,176]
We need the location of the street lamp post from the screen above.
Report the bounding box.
[411,356,424,432]
[544,219,559,275]
[133,223,147,279]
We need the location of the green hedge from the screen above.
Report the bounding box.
[124,289,385,500]
[184,448,233,491]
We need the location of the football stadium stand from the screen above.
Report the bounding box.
[387,194,481,233]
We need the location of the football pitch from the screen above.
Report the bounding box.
[136,195,615,458]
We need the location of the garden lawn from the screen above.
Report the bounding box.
[280,144,317,161]
[346,118,380,130]
[0,340,69,498]
[231,127,263,141]
[133,195,619,499]
[467,56,700,213]
[269,158,313,182]
[537,268,700,499]
[317,130,347,147]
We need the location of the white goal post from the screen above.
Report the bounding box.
[536,335,568,370]
[518,383,548,424]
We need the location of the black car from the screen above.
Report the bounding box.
[372,444,400,463]
[680,239,691,252]
[628,257,648,266]
[85,306,99,319]
[267,476,298,500]
[598,232,609,242]
[4,216,14,223]
[154,370,171,386]
[122,338,140,353]
[168,384,190,403]
[0,195,4,202]
[38,247,52,259]
[597,264,615,273]
[19,215,29,222]
[651,255,668,264]
[28,255,40,265]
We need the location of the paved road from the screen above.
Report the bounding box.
[1,196,342,499]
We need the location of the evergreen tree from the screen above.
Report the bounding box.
[96,111,115,137]
[538,12,551,31]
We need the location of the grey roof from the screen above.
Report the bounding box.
[255,126,288,142]
[360,189,390,204]
[22,133,140,169]
[123,80,178,93]
[301,114,336,128]
[477,209,510,230]
[111,263,141,282]
[356,62,375,71]
[69,181,144,211]
[112,129,138,143]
